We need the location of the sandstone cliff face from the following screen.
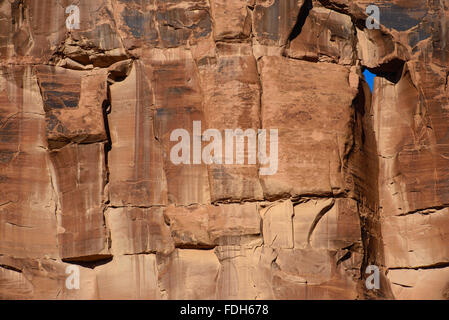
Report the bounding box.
[0,0,448,300]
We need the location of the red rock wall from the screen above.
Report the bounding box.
[0,0,448,300]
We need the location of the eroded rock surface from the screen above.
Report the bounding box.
[1,0,449,300]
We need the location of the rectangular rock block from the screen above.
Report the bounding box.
[50,143,110,261]
[259,56,358,198]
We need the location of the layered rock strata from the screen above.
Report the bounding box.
[0,0,448,300]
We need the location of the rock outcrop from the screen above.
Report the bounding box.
[1,0,448,300]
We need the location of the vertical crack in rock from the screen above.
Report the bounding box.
[102,84,113,251]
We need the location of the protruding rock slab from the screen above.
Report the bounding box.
[150,48,211,206]
[210,0,251,40]
[114,0,212,51]
[388,267,449,300]
[0,66,59,259]
[108,61,167,207]
[215,239,275,299]
[382,209,449,269]
[209,203,261,243]
[164,205,212,248]
[259,56,358,198]
[50,143,110,261]
[35,66,108,149]
[198,42,263,202]
[105,207,174,255]
[260,200,294,249]
[164,203,261,247]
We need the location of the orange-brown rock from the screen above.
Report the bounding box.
[108,61,167,207]
[0,256,97,299]
[0,66,59,260]
[158,249,220,299]
[95,254,160,299]
[259,56,358,198]
[35,66,108,149]
[1,0,449,300]
[50,142,110,261]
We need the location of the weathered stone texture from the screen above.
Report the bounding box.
[1,0,449,300]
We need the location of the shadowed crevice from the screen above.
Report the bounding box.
[0,264,22,273]
[366,58,405,84]
[62,256,113,268]
[287,0,313,42]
